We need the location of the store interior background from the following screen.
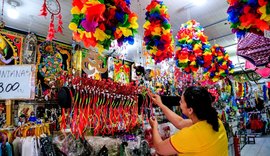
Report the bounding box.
[2,0,269,130]
[0,0,269,155]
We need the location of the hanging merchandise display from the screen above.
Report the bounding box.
[107,56,115,79]
[245,60,270,78]
[58,76,153,138]
[235,81,251,101]
[69,0,138,53]
[266,82,270,102]
[208,87,219,104]
[40,0,63,41]
[263,84,268,101]
[227,0,270,38]
[237,32,270,67]
[0,31,23,65]
[220,78,233,103]
[174,66,198,94]
[81,49,107,77]
[0,35,18,65]
[205,44,234,82]
[114,59,131,83]
[71,43,83,76]
[22,33,38,64]
[38,41,64,82]
[37,41,71,100]
[0,103,5,128]
[143,0,174,63]
[12,122,57,156]
[174,20,212,74]
[233,71,262,83]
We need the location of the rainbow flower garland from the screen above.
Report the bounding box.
[204,44,234,82]
[174,20,212,74]
[227,0,270,38]
[143,0,174,64]
[69,0,138,53]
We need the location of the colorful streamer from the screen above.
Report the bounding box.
[227,0,270,38]
[143,0,174,63]
[204,44,234,82]
[69,0,138,53]
[174,20,212,74]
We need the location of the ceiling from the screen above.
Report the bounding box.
[2,0,246,68]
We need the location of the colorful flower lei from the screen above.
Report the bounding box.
[227,0,270,38]
[143,0,174,64]
[204,44,234,82]
[174,20,212,74]
[69,0,138,53]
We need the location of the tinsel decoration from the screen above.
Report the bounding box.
[47,20,55,41]
[227,0,270,38]
[57,14,63,34]
[143,0,174,63]
[236,82,244,98]
[263,84,268,101]
[208,88,219,103]
[204,44,234,82]
[69,0,139,53]
[174,20,212,74]
[39,0,47,16]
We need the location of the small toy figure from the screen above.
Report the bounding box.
[18,115,26,126]
[36,118,42,124]
[28,111,37,123]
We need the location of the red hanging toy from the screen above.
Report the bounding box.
[40,0,63,41]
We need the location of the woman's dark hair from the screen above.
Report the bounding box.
[183,86,219,132]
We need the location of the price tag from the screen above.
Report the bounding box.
[0,65,36,100]
[264,30,270,39]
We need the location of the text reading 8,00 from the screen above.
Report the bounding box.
[0,82,20,93]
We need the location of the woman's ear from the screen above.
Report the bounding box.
[188,107,193,115]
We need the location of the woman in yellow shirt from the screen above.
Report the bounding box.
[148,86,228,156]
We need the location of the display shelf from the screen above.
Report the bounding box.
[16,100,58,105]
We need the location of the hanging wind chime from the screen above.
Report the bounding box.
[40,0,63,41]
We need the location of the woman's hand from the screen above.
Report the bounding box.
[11,56,19,60]
[149,116,158,129]
[148,90,163,107]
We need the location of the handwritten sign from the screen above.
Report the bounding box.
[0,65,35,100]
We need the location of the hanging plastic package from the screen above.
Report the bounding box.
[237,32,270,67]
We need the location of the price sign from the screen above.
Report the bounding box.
[0,65,36,100]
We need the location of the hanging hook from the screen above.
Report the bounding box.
[187,8,191,20]
[27,15,34,33]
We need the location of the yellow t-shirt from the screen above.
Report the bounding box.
[170,119,228,156]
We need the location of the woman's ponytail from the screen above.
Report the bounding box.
[206,107,219,132]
